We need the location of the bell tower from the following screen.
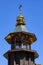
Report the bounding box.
[4,5,40,65]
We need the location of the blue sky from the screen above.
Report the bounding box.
[0,0,43,65]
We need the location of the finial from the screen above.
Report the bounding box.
[16,4,25,24]
[19,4,22,15]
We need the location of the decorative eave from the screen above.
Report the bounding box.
[4,49,39,59]
[5,32,37,45]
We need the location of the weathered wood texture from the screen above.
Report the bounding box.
[8,51,35,65]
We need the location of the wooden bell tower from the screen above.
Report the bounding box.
[4,5,40,65]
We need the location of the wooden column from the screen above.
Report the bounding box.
[26,44,31,50]
[21,43,23,48]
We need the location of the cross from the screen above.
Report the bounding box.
[19,4,22,15]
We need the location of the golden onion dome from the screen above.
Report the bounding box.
[17,14,25,23]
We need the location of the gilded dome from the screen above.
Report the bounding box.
[17,14,25,23]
